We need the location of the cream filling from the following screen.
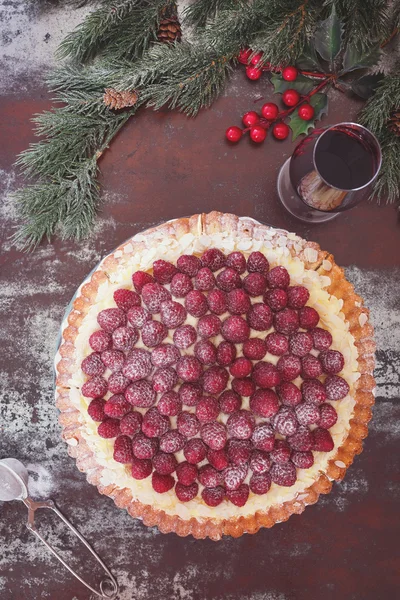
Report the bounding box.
[58,224,359,521]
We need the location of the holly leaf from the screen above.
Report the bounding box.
[296,43,322,71]
[351,72,385,99]
[271,73,314,95]
[341,44,380,74]
[289,93,328,141]
[314,5,343,70]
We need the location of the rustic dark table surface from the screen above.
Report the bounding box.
[1,4,400,600]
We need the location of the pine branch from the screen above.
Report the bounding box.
[183,0,246,29]
[329,0,391,50]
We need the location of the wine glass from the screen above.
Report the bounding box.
[277,122,382,223]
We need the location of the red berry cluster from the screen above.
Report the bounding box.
[82,248,349,507]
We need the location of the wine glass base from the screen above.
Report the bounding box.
[277,158,339,223]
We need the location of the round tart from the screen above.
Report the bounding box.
[56,212,375,540]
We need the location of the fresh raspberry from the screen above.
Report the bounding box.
[230,357,253,378]
[243,338,267,360]
[158,391,182,416]
[253,362,281,388]
[277,354,302,382]
[141,407,170,438]
[266,266,290,289]
[270,462,297,486]
[295,402,320,426]
[287,286,310,309]
[247,303,273,331]
[170,273,193,297]
[301,354,323,378]
[194,267,216,291]
[176,461,198,485]
[198,464,223,487]
[183,437,207,463]
[226,483,249,506]
[207,448,229,471]
[97,418,120,438]
[151,343,180,368]
[153,259,177,284]
[198,314,221,338]
[196,396,220,423]
[113,288,141,312]
[152,472,175,493]
[288,425,313,451]
[207,289,228,315]
[250,389,279,417]
[202,366,229,394]
[113,435,134,464]
[112,326,139,351]
[132,271,154,293]
[141,283,171,314]
[226,251,247,274]
[107,372,130,394]
[277,382,302,407]
[201,421,227,450]
[173,324,197,349]
[227,439,252,465]
[313,427,334,451]
[273,407,298,436]
[120,411,143,436]
[270,439,291,463]
[104,394,131,418]
[291,451,314,469]
[247,251,269,275]
[176,356,202,382]
[175,482,199,502]
[153,451,178,475]
[325,375,349,400]
[194,340,217,365]
[97,308,126,333]
[219,390,241,414]
[289,332,313,357]
[177,411,201,438]
[223,464,248,491]
[250,473,271,495]
[216,268,242,292]
[227,410,255,440]
[221,315,250,343]
[87,398,106,422]
[311,327,333,351]
[274,308,299,335]
[299,306,320,329]
[101,349,124,372]
[122,348,152,381]
[178,383,202,407]
[82,376,108,399]
[152,367,178,393]
[160,300,187,329]
[265,332,289,356]
[177,254,201,277]
[226,289,251,315]
[81,353,106,377]
[127,306,151,329]
[131,457,153,480]
[264,288,288,312]
[132,433,158,459]
[318,403,338,429]
[251,423,275,451]
[89,330,112,353]
[320,350,345,375]
[231,377,256,397]
[250,450,271,473]
[301,379,326,404]
[216,341,237,366]
[201,248,226,271]
[242,273,267,297]
[202,486,225,507]
[185,290,208,317]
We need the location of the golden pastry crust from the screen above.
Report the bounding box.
[55,212,375,540]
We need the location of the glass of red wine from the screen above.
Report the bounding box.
[277,122,382,223]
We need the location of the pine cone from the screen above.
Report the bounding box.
[104,88,138,110]
[157,3,181,43]
[388,109,400,136]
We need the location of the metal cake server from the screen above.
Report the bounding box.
[0,458,118,599]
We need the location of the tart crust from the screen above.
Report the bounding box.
[55,212,375,540]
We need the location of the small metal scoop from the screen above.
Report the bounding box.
[0,458,118,599]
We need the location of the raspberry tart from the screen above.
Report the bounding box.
[56,212,375,539]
